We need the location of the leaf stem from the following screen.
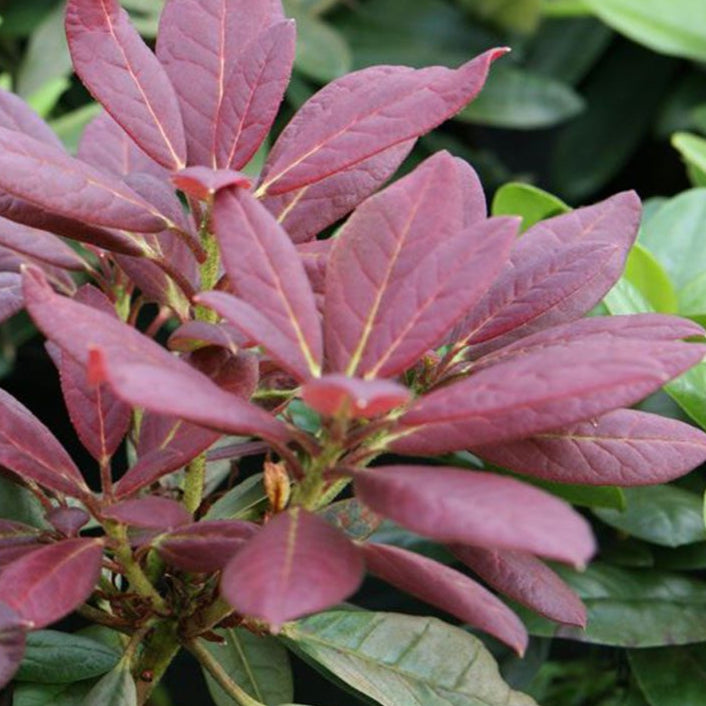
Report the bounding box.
[183,453,206,515]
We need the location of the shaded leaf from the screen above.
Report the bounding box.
[352,466,595,567]
[83,659,137,706]
[0,220,85,271]
[282,611,537,706]
[171,167,251,202]
[0,538,103,629]
[0,273,23,323]
[66,0,186,169]
[672,132,706,187]
[0,601,27,689]
[102,497,192,531]
[0,87,63,150]
[204,474,268,521]
[13,681,93,706]
[320,499,383,541]
[221,508,364,630]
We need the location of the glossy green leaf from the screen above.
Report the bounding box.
[521,478,626,511]
[665,362,706,430]
[672,132,706,187]
[0,475,46,528]
[594,486,706,547]
[202,628,293,706]
[582,0,706,62]
[491,182,570,231]
[282,611,537,705]
[604,273,654,316]
[83,659,137,706]
[13,681,94,706]
[458,66,583,129]
[629,644,706,706]
[17,630,121,683]
[517,563,706,646]
[622,244,678,313]
[204,473,267,521]
[551,44,675,201]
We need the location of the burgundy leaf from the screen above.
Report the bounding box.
[167,320,246,353]
[221,508,364,631]
[78,111,168,180]
[47,507,90,537]
[0,128,168,233]
[257,49,506,196]
[0,545,43,571]
[0,220,85,271]
[102,497,192,530]
[156,519,258,572]
[393,337,706,455]
[189,347,259,399]
[474,409,706,487]
[0,273,22,323]
[0,538,103,629]
[0,601,27,690]
[201,187,322,380]
[297,239,330,295]
[172,167,251,201]
[0,88,63,150]
[157,0,283,167]
[324,152,516,377]
[362,542,527,654]
[214,20,295,170]
[455,192,641,350]
[262,140,415,244]
[352,466,596,567]
[66,0,186,170]
[0,387,88,497]
[22,267,289,446]
[0,521,42,568]
[301,374,410,419]
[452,545,586,627]
[456,157,487,226]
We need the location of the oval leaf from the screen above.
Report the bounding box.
[83,659,137,706]
[102,497,192,531]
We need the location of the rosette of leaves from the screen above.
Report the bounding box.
[0,1,705,705]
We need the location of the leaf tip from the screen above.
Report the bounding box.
[87,347,109,387]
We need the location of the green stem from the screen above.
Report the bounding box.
[183,453,206,515]
[181,597,233,641]
[187,639,266,706]
[135,621,181,706]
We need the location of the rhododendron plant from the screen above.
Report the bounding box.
[0,1,704,704]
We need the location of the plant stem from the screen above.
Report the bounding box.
[187,638,266,706]
[135,621,181,706]
[181,597,233,640]
[183,453,206,515]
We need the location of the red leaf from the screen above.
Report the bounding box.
[297,239,331,294]
[475,409,706,487]
[188,347,259,399]
[0,128,168,233]
[102,497,192,530]
[214,21,295,170]
[0,538,103,629]
[302,374,410,419]
[452,545,587,627]
[172,167,251,201]
[167,320,246,353]
[78,111,168,180]
[257,49,506,196]
[0,220,85,271]
[362,543,527,654]
[0,87,63,150]
[22,267,289,446]
[66,0,186,170]
[455,192,641,350]
[0,387,88,497]
[324,152,516,377]
[0,273,22,323]
[200,187,322,380]
[157,0,283,167]
[352,466,595,567]
[0,601,27,690]
[47,507,90,537]
[0,520,41,568]
[393,336,706,454]
[456,157,487,225]
[221,508,364,631]
[156,520,258,572]
[262,140,415,244]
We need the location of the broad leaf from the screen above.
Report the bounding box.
[0,272,23,323]
[394,336,705,454]
[517,563,706,647]
[282,611,537,706]
[66,0,186,170]
[362,542,528,654]
[221,508,364,630]
[13,681,93,706]
[0,538,103,629]
[204,473,268,521]
[474,409,706,487]
[672,132,706,187]
[257,48,506,196]
[0,520,41,569]
[0,87,64,150]
[594,486,706,547]
[102,497,192,530]
[203,187,323,380]
[0,128,167,233]
[324,152,516,377]
[83,659,137,706]
[491,182,570,231]
[451,545,586,627]
[0,220,85,271]
[17,630,120,683]
[352,466,595,567]
[202,628,293,706]
[0,387,88,497]
[0,601,27,690]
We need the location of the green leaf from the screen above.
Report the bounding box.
[672,132,706,187]
[26,77,70,119]
[83,659,137,706]
[282,611,538,705]
[202,628,293,706]
[582,0,706,62]
[665,362,706,430]
[656,74,706,138]
[17,630,121,683]
[0,0,56,37]
[629,644,706,706]
[603,277,653,316]
[204,473,267,521]
[459,0,542,34]
[458,66,584,129]
[550,44,675,201]
[517,563,706,647]
[0,474,47,527]
[541,0,591,17]
[524,479,626,511]
[13,681,94,706]
[49,103,103,154]
[594,486,706,548]
[491,182,570,231]
[653,542,706,571]
[623,244,678,313]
